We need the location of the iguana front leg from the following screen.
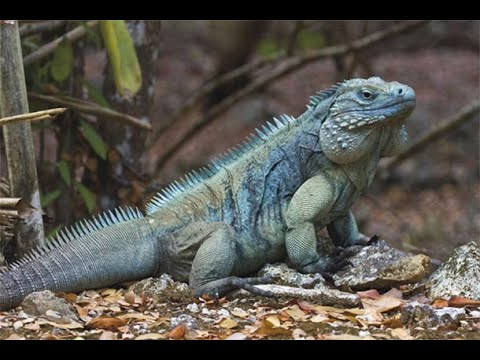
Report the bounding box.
[327,211,364,247]
[285,175,346,273]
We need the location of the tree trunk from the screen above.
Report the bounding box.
[0,20,45,260]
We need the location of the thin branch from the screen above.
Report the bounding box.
[0,108,67,126]
[383,100,480,171]
[28,93,152,130]
[153,20,430,172]
[286,20,304,56]
[19,20,67,37]
[23,20,98,66]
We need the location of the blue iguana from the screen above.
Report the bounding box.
[0,77,415,309]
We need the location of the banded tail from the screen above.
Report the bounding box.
[0,207,159,310]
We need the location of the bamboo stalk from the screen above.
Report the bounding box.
[0,198,22,208]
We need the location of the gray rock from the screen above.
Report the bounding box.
[401,301,466,328]
[255,262,358,307]
[170,314,197,330]
[333,240,430,290]
[258,263,325,288]
[253,283,359,308]
[128,274,192,304]
[21,290,79,324]
[426,241,480,300]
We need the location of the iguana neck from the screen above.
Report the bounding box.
[340,126,389,190]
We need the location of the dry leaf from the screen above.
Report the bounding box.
[448,296,480,307]
[116,313,157,321]
[254,319,291,337]
[5,334,25,340]
[61,292,78,303]
[124,291,137,304]
[13,320,23,330]
[231,308,249,319]
[219,317,238,329]
[391,328,414,340]
[431,298,449,308]
[357,289,380,300]
[226,332,248,340]
[87,316,126,331]
[99,331,117,340]
[361,295,403,313]
[168,324,186,339]
[100,288,117,296]
[292,328,307,339]
[321,334,374,340]
[24,322,40,331]
[42,320,84,329]
[73,303,88,317]
[296,300,317,312]
[135,333,166,340]
[310,314,329,323]
[383,288,403,299]
[284,305,307,321]
[382,314,403,328]
[265,315,281,328]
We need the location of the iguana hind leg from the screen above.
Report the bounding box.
[188,222,272,298]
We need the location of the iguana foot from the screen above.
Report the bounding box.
[194,276,275,299]
[299,254,352,276]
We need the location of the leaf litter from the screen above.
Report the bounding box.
[0,281,479,340]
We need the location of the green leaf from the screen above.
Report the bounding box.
[256,38,283,59]
[79,120,108,160]
[100,20,142,97]
[57,160,71,186]
[75,182,96,214]
[296,30,326,51]
[41,189,62,207]
[82,79,111,108]
[50,39,73,82]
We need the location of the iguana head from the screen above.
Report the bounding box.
[319,77,415,164]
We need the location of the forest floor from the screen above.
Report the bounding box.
[1,277,479,340]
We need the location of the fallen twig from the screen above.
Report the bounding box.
[23,20,98,66]
[383,100,480,171]
[153,20,430,172]
[0,108,67,126]
[28,93,152,130]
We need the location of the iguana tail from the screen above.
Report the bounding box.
[0,207,159,310]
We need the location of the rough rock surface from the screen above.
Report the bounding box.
[255,263,359,307]
[333,240,431,290]
[426,241,480,301]
[20,290,79,323]
[170,314,198,330]
[401,302,466,328]
[128,274,192,304]
[254,284,360,307]
[258,263,325,288]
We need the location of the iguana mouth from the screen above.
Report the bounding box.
[335,100,415,130]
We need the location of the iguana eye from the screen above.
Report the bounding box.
[361,90,374,100]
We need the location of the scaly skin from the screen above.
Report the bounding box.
[0,77,415,309]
